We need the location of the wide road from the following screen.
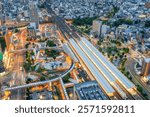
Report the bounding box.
[10,28,27,100]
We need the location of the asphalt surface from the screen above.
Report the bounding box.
[125,57,150,99]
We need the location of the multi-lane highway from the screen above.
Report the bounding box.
[1,28,28,100]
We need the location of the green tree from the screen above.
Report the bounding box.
[123,48,129,53]
[0,37,6,52]
[40,76,46,81]
[23,62,31,72]
[14,28,20,33]
[113,19,133,27]
[136,85,143,93]
[145,20,150,27]
[46,40,56,47]
[73,17,98,26]
[63,74,70,83]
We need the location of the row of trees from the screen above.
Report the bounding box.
[111,40,121,46]
[112,19,133,27]
[107,6,119,18]
[73,17,98,26]
[0,37,6,52]
[136,85,148,99]
[23,51,34,72]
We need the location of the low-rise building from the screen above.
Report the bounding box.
[75,81,109,100]
[30,90,53,100]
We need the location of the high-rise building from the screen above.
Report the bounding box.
[141,58,150,77]
[92,20,102,36]
[101,25,110,36]
[29,2,39,29]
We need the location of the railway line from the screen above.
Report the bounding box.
[44,1,143,100]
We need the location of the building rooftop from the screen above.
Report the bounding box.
[70,39,115,94]
[75,81,109,100]
[30,90,53,100]
[144,58,150,63]
[81,37,135,90]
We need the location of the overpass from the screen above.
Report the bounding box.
[2,63,75,92]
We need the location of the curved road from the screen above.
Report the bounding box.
[125,57,150,99]
[2,63,75,92]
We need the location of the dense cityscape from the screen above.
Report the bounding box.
[0,0,150,100]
